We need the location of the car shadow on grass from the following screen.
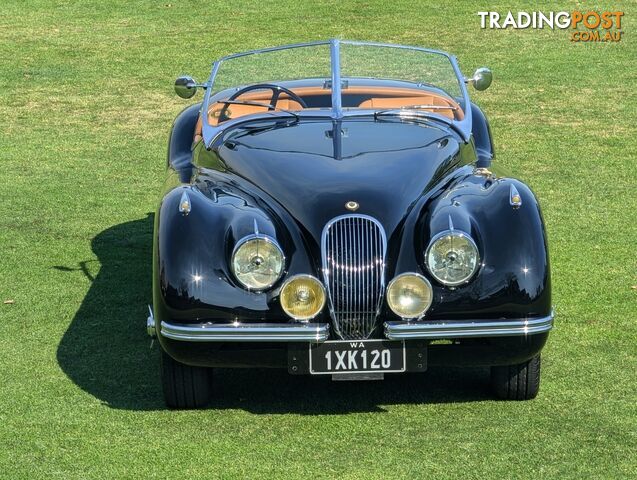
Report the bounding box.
[209,367,493,414]
[57,215,492,412]
[56,213,165,411]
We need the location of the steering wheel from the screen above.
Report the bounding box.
[226,83,308,110]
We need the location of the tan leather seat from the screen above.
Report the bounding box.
[193,97,303,143]
[208,98,303,126]
[358,95,463,120]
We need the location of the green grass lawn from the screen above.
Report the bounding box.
[1,0,635,478]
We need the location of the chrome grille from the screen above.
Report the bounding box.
[321,214,387,339]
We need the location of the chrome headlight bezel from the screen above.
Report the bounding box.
[231,234,285,291]
[425,230,480,287]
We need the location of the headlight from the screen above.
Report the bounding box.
[231,235,284,290]
[425,230,479,286]
[280,275,326,321]
[387,273,433,319]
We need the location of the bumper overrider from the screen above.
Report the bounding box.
[158,312,554,343]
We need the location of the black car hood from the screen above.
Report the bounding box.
[206,118,465,242]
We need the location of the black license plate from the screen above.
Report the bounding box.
[309,340,405,375]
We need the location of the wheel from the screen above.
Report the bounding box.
[490,354,541,400]
[226,83,308,110]
[160,349,212,409]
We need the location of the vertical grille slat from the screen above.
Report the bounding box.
[321,214,387,340]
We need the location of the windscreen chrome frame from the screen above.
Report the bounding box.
[201,39,472,148]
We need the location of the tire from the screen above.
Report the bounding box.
[160,349,212,409]
[490,354,541,400]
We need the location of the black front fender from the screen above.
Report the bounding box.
[153,186,283,324]
[416,173,551,319]
[152,182,328,332]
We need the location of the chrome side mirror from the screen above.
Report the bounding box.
[467,68,493,91]
[175,76,198,99]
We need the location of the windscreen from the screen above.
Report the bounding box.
[212,44,332,92]
[203,41,471,145]
[339,43,463,100]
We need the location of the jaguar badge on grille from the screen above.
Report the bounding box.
[345,201,359,211]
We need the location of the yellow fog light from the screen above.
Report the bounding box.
[386,273,433,320]
[280,275,326,321]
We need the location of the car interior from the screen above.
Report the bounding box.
[193,85,464,142]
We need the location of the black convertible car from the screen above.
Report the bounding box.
[149,40,553,408]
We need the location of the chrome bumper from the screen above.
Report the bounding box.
[384,313,554,340]
[160,313,553,343]
[160,321,330,342]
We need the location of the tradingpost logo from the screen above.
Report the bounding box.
[477,11,624,42]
